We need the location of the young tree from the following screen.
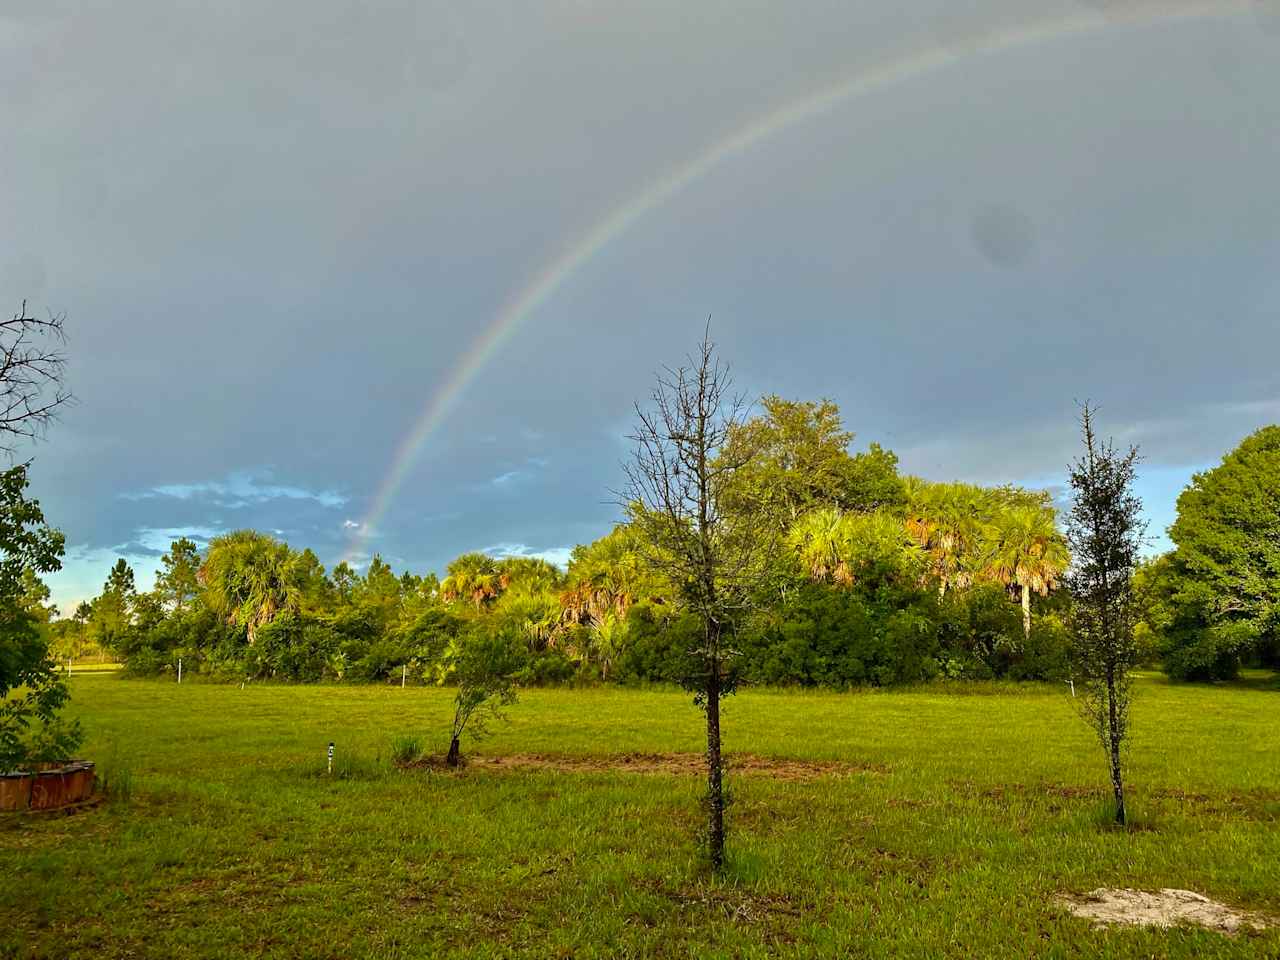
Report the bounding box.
[435,627,524,767]
[1064,404,1144,826]
[620,327,768,869]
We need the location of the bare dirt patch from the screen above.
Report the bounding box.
[1056,888,1273,935]
[411,752,880,781]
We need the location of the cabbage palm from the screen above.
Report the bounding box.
[590,610,627,680]
[441,553,502,609]
[789,508,920,587]
[986,504,1070,640]
[199,530,303,644]
[905,482,988,597]
[788,506,852,585]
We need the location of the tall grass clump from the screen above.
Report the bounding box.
[390,734,423,765]
[99,758,134,806]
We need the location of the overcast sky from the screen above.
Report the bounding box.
[3,1,1278,609]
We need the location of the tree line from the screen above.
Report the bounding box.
[48,402,1082,690]
[45,406,1280,693]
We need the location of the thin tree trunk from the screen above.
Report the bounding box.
[1021,583,1032,641]
[705,654,725,870]
[1106,664,1126,825]
[446,735,461,768]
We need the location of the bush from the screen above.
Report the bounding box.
[738,584,940,687]
[1161,620,1251,682]
[253,616,341,681]
[346,639,411,684]
[121,647,173,678]
[518,650,577,686]
[613,604,701,685]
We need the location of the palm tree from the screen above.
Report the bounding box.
[590,610,626,680]
[199,530,303,644]
[787,506,852,585]
[789,508,921,587]
[905,481,989,597]
[441,553,502,609]
[559,530,646,629]
[985,504,1070,640]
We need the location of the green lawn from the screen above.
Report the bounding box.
[3,674,1278,958]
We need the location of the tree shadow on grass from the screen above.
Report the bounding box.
[1227,670,1280,693]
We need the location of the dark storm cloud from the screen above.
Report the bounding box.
[2,1,1277,605]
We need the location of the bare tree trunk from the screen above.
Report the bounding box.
[705,650,725,870]
[619,326,761,873]
[1021,583,1032,641]
[446,735,461,768]
[1106,663,1126,825]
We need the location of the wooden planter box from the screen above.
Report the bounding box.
[0,761,96,812]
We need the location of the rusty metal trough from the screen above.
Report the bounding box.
[0,761,96,812]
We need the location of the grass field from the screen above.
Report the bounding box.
[3,673,1278,958]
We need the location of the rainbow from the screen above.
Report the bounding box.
[344,0,1248,564]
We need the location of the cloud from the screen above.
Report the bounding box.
[123,470,346,509]
[482,542,574,569]
[44,525,221,609]
[133,525,221,551]
[343,519,361,530]
[488,457,551,488]
[490,469,525,486]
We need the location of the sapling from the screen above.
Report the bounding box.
[620,326,770,870]
[1064,404,1144,825]
[435,626,524,767]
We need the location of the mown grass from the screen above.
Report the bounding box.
[2,673,1277,958]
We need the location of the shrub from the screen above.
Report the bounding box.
[346,639,411,683]
[437,626,526,766]
[518,650,577,686]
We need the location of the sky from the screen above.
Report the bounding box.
[2,0,1278,611]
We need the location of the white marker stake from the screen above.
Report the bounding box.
[328,742,335,775]
[402,664,407,689]
[177,658,183,684]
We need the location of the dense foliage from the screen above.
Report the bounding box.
[59,396,1077,689]
[1136,426,1280,680]
[0,464,81,771]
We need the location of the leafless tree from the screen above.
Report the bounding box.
[0,301,71,455]
[619,324,768,869]
[1064,403,1144,826]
